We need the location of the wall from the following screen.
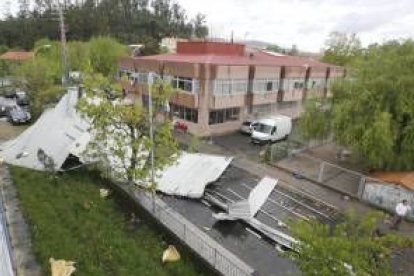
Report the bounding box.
[362,183,414,220]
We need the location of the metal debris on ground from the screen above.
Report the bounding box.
[99,188,109,198]
[162,245,181,263]
[50,258,76,276]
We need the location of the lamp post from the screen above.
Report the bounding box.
[33,44,52,58]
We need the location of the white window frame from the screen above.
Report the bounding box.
[213,79,248,96]
[252,78,280,93]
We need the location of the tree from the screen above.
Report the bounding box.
[88,37,128,77]
[16,54,64,117]
[301,40,414,170]
[298,99,331,141]
[266,44,283,53]
[322,32,362,66]
[193,13,208,39]
[76,73,179,185]
[288,212,413,276]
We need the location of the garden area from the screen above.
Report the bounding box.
[10,166,214,276]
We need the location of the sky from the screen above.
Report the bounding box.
[1,0,414,52]
[177,0,414,52]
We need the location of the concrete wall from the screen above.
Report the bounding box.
[216,65,249,79]
[362,183,414,220]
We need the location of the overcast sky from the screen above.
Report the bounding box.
[178,0,414,52]
[1,0,414,52]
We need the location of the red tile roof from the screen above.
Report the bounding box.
[133,50,339,69]
[0,51,34,61]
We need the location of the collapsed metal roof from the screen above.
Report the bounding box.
[156,152,233,198]
[0,89,231,198]
[0,88,89,171]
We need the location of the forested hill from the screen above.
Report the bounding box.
[0,0,208,53]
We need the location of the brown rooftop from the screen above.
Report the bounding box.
[0,51,34,61]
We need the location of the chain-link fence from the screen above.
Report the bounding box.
[116,183,255,276]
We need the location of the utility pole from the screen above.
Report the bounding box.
[58,5,70,87]
[148,73,156,212]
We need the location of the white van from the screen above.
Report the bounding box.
[251,115,292,144]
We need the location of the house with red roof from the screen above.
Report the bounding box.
[118,41,344,136]
[0,51,33,62]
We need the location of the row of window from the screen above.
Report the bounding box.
[213,79,248,96]
[120,70,329,95]
[209,108,240,125]
[252,79,280,93]
[170,103,198,123]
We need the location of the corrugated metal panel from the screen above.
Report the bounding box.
[0,88,89,171]
[156,153,233,198]
[248,177,278,217]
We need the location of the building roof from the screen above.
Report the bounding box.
[133,49,339,69]
[0,51,33,61]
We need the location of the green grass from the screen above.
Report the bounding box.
[10,166,214,276]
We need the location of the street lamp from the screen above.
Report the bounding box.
[33,44,52,58]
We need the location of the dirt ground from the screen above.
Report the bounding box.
[0,120,27,143]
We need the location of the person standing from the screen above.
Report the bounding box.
[390,199,412,230]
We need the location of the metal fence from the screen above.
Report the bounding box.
[0,166,15,276]
[268,143,414,221]
[117,183,255,276]
[272,147,365,197]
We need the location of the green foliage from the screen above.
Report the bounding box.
[322,32,362,66]
[330,40,414,170]
[303,39,414,170]
[298,99,331,141]
[0,1,208,51]
[16,56,64,117]
[266,44,284,53]
[288,212,411,276]
[88,37,127,77]
[77,74,179,184]
[193,13,209,39]
[188,135,201,153]
[10,166,213,276]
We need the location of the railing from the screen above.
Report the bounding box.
[0,166,15,276]
[117,183,255,276]
[269,143,414,220]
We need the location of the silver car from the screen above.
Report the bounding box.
[240,120,258,135]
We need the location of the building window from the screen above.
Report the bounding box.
[208,108,240,125]
[307,78,326,89]
[252,79,279,93]
[214,79,248,96]
[171,76,199,93]
[283,78,306,90]
[170,103,198,123]
[293,81,304,89]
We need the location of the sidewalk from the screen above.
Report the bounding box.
[0,165,41,276]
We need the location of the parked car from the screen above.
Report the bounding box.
[0,96,15,117]
[251,115,292,144]
[15,91,29,106]
[6,105,31,125]
[240,120,258,135]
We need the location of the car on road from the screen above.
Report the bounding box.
[251,115,292,144]
[6,105,31,125]
[0,96,16,117]
[240,120,258,135]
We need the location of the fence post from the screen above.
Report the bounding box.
[357,177,366,199]
[318,162,325,182]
